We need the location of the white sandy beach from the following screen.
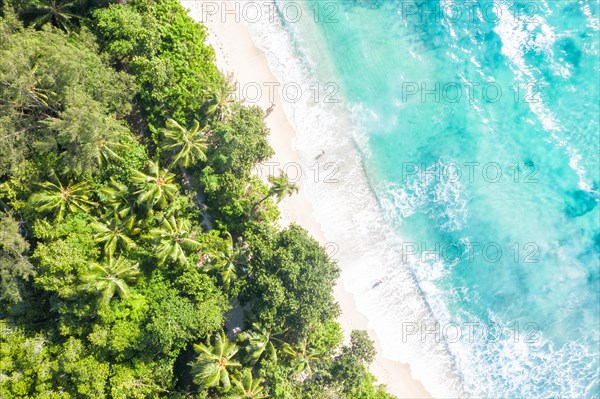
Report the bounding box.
[181,1,432,397]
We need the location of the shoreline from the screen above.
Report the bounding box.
[182,1,432,397]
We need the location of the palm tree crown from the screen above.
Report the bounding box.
[28,0,79,32]
[226,369,269,399]
[146,215,202,265]
[268,172,299,203]
[204,232,249,289]
[30,177,95,221]
[130,160,177,209]
[79,255,141,303]
[282,340,323,379]
[205,78,236,122]
[98,178,132,219]
[190,331,242,391]
[90,214,138,256]
[255,172,299,211]
[161,118,209,168]
[238,323,279,366]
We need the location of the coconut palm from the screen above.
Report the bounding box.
[190,331,242,391]
[130,160,177,209]
[161,118,209,168]
[79,255,140,303]
[146,215,202,265]
[226,369,269,399]
[282,340,323,378]
[96,137,124,167]
[203,232,249,289]
[237,323,279,366]
[255,172,299,209]
[90,215,138,256]
[28,0,80,32]
[98,178,132,219]
[29,177,95,221]
[204,78,236,121]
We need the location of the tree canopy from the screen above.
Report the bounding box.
[0,2,396,398]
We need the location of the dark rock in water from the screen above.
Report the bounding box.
[565,189,598,218]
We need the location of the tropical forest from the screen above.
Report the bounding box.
[0,0,394,397]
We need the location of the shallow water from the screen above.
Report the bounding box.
[243,0,599,397]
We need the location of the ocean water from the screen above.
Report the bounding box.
[240,0,600,397]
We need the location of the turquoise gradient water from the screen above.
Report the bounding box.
[262,0,599,397]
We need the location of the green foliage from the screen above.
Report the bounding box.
[79,254,141,303]
[0,20,135,177]
[0,213,34,306]
[308,320,344,358]
[328,331,395,399]
[0,3,395,398]
[32,214,98,297]
[130,160,178,209]
[243,224,340,340]
[42,91,131,175]
[29,177,96,221]
[349,330,377,364]
[93,0,223,128]
[0,322,111,398]
[190,331,242,391]
[208,104,273,178]
[145,214,202,265]
[201,171,278,235]
[161,118,209,168]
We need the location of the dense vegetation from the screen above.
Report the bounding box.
[0,1,395,397]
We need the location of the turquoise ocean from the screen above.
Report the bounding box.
[242,0,600,397]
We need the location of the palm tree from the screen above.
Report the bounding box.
[90,215,138,256]
[255,172,299,209]
[146,215,202,265]
[190,331,242,391]
[161,118,209,168]
[282,340,323,378]
[28,0,80,32]
[29,177,95,221]
[96,137,124,167]
[79,255,140,303]
[237,323,279,366]
[130,160,177,209]
[98,178,132,219]
[203,232,249,289]
[226,369,269,399]
[205,77,236,121]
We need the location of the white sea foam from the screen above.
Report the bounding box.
[493,1,593,191]
[379,160,470,233]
